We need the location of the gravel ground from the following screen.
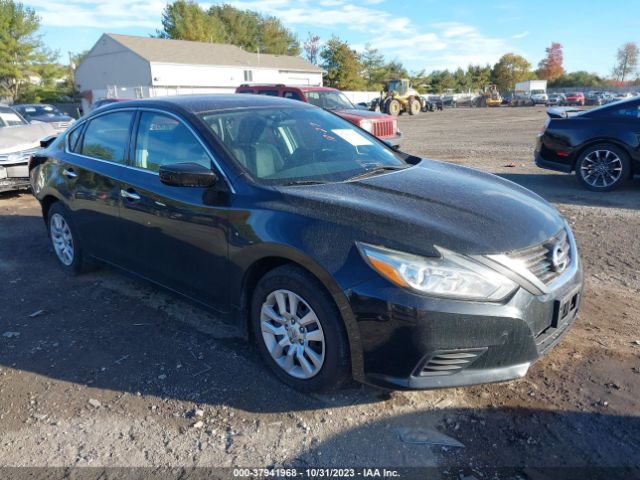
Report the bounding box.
[1,107,639,476]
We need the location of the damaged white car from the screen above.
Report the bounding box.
[0,105,56,193]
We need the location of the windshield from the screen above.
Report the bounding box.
[305,91,354,110]
[0,108,27,127]
[531,90,545,95]
[16,105,62,117]
[200,107,407,185]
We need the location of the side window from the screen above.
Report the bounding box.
[257,90,279,96]
[283,91,303,101]
[305,91,323,107]
[81,112,134,163]
[134,112,211,172]
[67,124,83,152]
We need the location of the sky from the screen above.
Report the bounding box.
[25,0,640,77]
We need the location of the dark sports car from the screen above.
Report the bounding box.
[535,98,640,191]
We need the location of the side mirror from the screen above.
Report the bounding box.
[40,135,58,148]
[159,162,218,188]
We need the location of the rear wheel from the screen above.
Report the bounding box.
[576,143,630,191]
[47,202,93,274]
[251,265,351,392]
[408,98,421,115]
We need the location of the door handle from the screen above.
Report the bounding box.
[62,168,77,179]
[120,189,141,201]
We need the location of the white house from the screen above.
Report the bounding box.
[75,33,324,111]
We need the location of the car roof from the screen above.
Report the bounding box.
[13,103,53,107]
[237,84,338,92]
[91,94,315,116]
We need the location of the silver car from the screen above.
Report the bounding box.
[0,105,56,193]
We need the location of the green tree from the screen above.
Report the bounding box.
[549,71,603,88]
[0,0,59,102]
[257,15,299,56]
[360,44,385,89]
[157,2,300,55]
[492,53,535,92]
[320,37,365,90]
[157,0,225,42]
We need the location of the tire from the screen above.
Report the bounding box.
[251,265,351,392]
[387,98,401,116]
[408,98,421,115]
[576,143,630,192]
[47,202,93,274]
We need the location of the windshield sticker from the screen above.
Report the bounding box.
[332,129,373,146]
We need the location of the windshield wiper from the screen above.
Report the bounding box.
[346,165,408,182]
[282,180,326,186]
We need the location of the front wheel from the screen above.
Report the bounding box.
[251,265,351,392]
[386,98,401,116]
[576,144,630,191]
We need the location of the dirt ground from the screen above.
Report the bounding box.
[1,107,639,477]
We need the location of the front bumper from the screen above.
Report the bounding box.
[347,240,583,390]
[0,162,30,192]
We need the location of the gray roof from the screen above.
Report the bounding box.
[106,34,322,73]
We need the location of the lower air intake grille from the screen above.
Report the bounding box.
[417,348,487,377]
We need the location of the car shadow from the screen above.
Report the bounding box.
[290,407,640,476]
[0,211,385,414]
[497,173,640,210]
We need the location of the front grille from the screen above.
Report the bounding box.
[0,147,40,164]
[507,229,571,285]
[373,119,394,138]
[417,348,486,377]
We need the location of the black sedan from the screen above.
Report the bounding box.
[29,95,582,391]
[535,98,640,191]
[13,104,75,133]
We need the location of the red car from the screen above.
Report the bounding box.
[564,92,585,106]
[235,84,402,147]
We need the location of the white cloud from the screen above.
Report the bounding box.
[29,0,515,72]
[512,31,530,39]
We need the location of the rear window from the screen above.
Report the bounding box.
[258,90,279,97]
[81,111,134,163]
[283,91,303,101]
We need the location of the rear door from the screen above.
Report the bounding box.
[117,110,230,311]
[60,110,136,264]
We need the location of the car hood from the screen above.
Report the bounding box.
[0,123,57,153]
[334,108,390,119]
[28,114,74,123]
[276,160,564,256]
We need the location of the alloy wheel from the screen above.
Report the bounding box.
[50,213,74,266]
[260,289,325,379]
[580,149,623,188]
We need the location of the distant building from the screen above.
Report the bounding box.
[75,33,324,111]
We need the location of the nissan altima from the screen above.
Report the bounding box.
[29,95,582,391]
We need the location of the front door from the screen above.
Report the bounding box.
[118,111,230,311]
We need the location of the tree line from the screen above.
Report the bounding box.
[0,0,638,104]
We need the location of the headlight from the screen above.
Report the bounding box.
[359,119,374,133]
[357,243,517,302]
